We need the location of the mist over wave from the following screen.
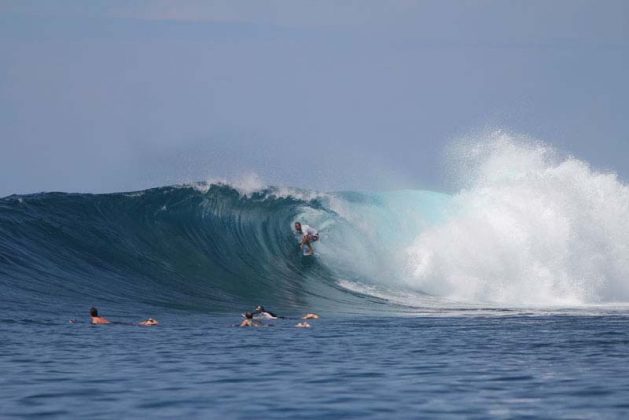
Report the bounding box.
[1,132,629,312]
[405,132,629,306]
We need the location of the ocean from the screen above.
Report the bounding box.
[2,312,629,418]
[3,140,629,418]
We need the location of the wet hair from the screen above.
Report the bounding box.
[245,312,253,319]
[90,307,98,317]
[256,305,264,312]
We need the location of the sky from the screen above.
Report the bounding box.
[1,0,628,196]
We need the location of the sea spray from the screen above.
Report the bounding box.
[405,132,629,305]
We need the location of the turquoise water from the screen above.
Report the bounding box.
[2,312,629,418]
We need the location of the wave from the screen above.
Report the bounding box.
[0,182,444,313]
[2,133,629,312]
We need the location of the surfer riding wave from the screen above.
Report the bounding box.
[295,222,319,256]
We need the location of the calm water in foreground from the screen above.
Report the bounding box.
[2,313,629,419]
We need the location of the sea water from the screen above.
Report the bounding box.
[3,135,629,418]
[2,311,629,418]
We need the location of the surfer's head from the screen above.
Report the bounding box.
[244,312,254,319]
[90,307,98,317]
[294,222,302,233]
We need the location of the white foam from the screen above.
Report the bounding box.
[186,173,266,196]
[184,174,330,202]
[337,279,439,307]
[405,131,629,306]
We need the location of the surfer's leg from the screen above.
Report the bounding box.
[305,235,314,254]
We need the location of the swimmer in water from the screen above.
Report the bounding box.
[303,313,320,320]
[295,321,311,328]
[240,312,260,327]
[139,318,159,326]
[90,307,110,325]
[255,305,278,319]
[294,222,319,255]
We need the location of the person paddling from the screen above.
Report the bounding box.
[255,305,278,319]
[90,307,110,325]
[240,312,261,327]
[139,318,159,326]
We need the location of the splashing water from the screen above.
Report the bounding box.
[405,132,629,306]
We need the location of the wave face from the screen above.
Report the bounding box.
[2,134,629,312]
[0,182,445,313]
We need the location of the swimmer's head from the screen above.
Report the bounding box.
[294,222,302,233]
[255,305,265,313]
[90,307,98,317]
[245,312,253,319]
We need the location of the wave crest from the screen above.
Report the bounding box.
[405,132,629,305]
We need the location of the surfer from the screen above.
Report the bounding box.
[139,318,159,326]
[90,307,110,325]
[294,222,319,255]
[303,313,320,320]
[240,312,261,327]
[255,305,278,319]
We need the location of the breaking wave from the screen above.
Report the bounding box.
[2,133,629,313]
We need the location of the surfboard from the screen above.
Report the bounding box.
[303,247,314,256]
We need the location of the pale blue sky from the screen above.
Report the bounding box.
[1,0,628,196]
